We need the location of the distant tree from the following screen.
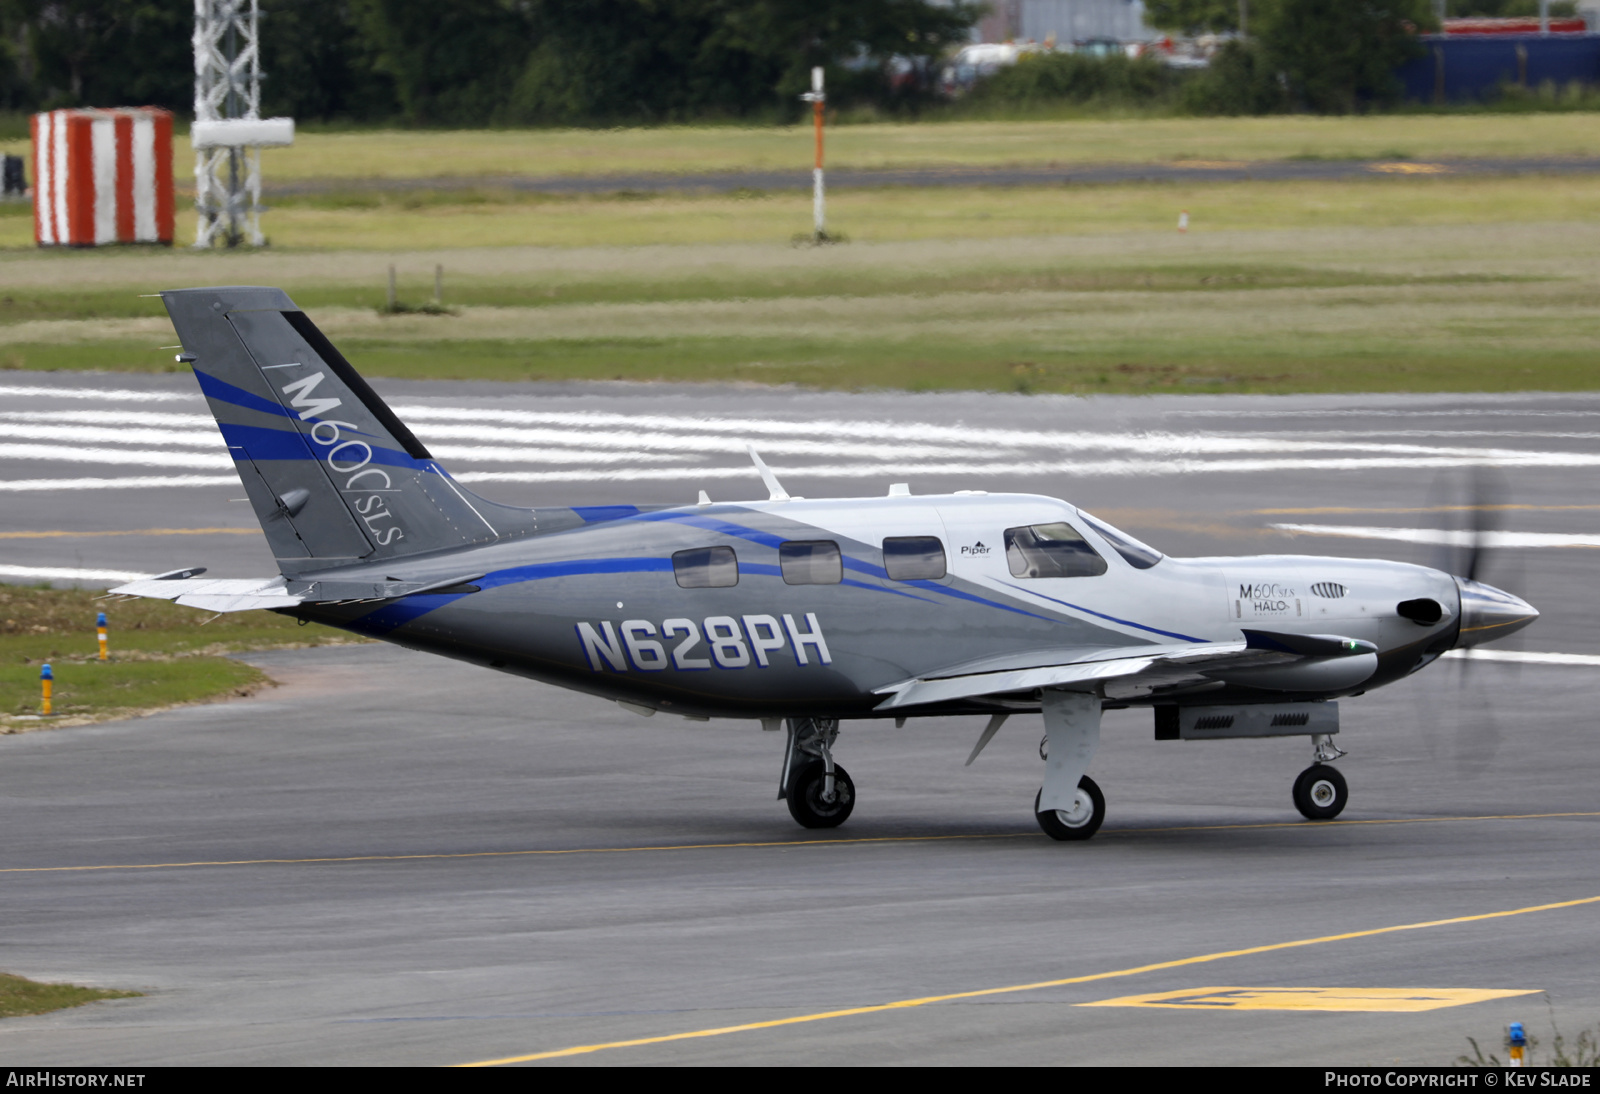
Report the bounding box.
[352,0,531,124]
[1144,0,1243,34]
[510,0,979,126]
[1183,0,1435,114]
[1261,0,1435,112]
[260,0,397,122]
[7,0,190,110]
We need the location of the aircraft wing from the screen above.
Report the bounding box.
[871,630,1376,710]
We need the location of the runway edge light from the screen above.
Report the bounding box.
[1508,1020,1527,1066]
[39,662,51,717]
[97,611,107,661]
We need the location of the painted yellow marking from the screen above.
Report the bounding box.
[0,527,255,540]
[1080,986,1538,1013]
[455,894,1600,1065]
[0,832,1030,874]
[1105,810,1600,835]
[1369,162,1449,174]
[2,812,1593,877]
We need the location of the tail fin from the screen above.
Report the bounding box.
[164,286,534,574]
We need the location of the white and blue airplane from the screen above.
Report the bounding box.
[111,287,1540,840]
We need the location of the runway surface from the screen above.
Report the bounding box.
[266,155,1600,196]
[1,370,1597,1065]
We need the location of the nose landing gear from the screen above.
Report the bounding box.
[1034,776,1105,841]
[1293,735,1349,820]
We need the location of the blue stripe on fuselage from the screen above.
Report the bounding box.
[641,510,1053,621]
[573,505,642,523]
[351,557,676,635]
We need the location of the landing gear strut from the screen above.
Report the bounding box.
[1293,734,1349,820]
[780,717,854,829]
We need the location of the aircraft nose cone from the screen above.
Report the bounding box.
[1455,577,1539,648]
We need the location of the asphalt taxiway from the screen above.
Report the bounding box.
[0,374,1596,1065]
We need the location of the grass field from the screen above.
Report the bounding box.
[0,585,363,727]
[0,179,1597,394]
[6,114,1600,180]
[1,116,1599,395]
[0,973,139,1019]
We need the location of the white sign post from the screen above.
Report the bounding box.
[799,66,826,242]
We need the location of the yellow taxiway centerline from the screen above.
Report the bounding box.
[1,811,1592,876]
[455,892,1600,1065]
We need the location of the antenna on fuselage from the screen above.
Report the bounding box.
[745,444,790,502]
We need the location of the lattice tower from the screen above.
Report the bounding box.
[193,0,263,247]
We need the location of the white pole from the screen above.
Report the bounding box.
[811,67,825,240]
[801,66,826,242]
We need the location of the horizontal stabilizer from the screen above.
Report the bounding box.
[111,576,302,613]
[111,571,486,612]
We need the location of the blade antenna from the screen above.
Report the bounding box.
[746,444,790,501]
[965,713,1009,766]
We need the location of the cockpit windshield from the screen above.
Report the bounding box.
[1078,511,1165,570]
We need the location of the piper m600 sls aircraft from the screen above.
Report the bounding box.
[112,287,1540,840]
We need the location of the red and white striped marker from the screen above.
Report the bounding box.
[31,107,175,247]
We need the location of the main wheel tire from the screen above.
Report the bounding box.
[1292,764,1348,821]
[786,760,855,829]
[1034,775,1105,841]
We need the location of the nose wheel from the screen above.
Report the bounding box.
[1292,764,1348,820]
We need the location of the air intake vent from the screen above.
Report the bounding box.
[1270,712,1311,727]
[1194,714,1236,730]
[1310,582,1347,598]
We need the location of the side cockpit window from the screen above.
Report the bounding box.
[1078,511,1164,570]
[780,540,843,585]
[673,546,738,588]
[1004,522,1107,579]
[883,536,946,581]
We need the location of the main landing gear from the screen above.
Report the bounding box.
[1293,734,1349,821]
[779,717,854,829]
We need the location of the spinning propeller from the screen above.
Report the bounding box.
[1414,468,1529,775]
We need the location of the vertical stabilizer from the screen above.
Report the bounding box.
[164,286,535,573]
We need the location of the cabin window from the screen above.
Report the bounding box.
[672,546,738,588]
[1078,511,1164,570]
[883,536,946,581]
[1004,522,1107,579]
[780,540,843,585]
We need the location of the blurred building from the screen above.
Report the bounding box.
[975,0,1156,44]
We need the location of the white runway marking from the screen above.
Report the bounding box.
[0,475,237,492]
[0,385,195,403]
[1271,523,1600,549]
[0,563,149,582]
[1441,649,1600,667]
[4,385,1598,492]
